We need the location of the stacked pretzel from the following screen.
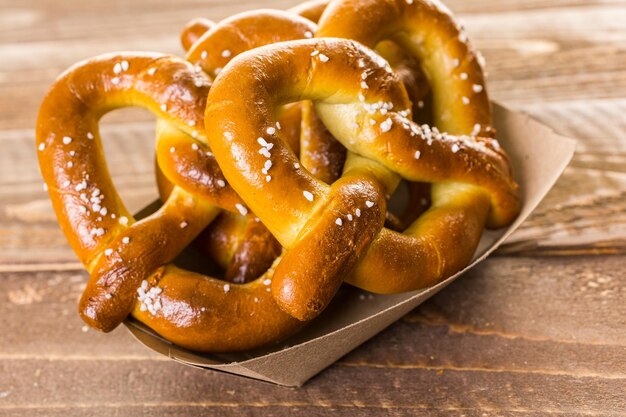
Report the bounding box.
[36,0,520,352]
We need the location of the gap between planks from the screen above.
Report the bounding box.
[0,401,621,416]
[1,354,623,380]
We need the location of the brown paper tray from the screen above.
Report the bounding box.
[124,102,576,386]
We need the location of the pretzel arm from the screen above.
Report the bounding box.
[160,10,330,283]
[37,54,300,351]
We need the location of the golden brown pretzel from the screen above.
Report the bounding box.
[313,0,518,292]
[36,1,520,352]
[157,10,341,283]
[36,53,303,352]
[204,34,519,320]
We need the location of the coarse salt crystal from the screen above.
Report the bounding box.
[380,118,393,132]
[235,203,248,216]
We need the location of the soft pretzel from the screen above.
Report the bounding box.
[158,9,356,283]
[204,35,519,320]
[156,10,342,283]
[36,0,521,352]
[36,53,304,351]
[314,0,519,292]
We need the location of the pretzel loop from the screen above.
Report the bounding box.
[205,35,519,318]
[37,0,522,351]
[36,54,303,351]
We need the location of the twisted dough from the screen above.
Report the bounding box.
[205,36,519,320]
[316,0,519,293]
[36,54,301,351]
[158,10,350,283]
[36,0,521,352]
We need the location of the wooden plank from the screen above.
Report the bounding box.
[1,0,625,414]
[0,360,623,415]
[1,3,626,129]
[1,256,622,358]
[2,408,591,417]
[0,257,623,415]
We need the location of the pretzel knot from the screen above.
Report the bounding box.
[35,0,521,352]
[155,11,321,284]
[205,37,519,320]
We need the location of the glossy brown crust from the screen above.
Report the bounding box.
[180,17,213,51]
[194,212,283,284]
[156,159,282,285]
[205,34,519,309]
[299,101,347,184]
[36,0,522,352]
[187,10,316,78]
[314,0,520,291]
[316,1,520,227]
[158,10,324,287]
[36,53,301,351]
[288,0,329,22]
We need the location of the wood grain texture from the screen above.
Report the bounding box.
[0,257,624,416]
[0,0,624,415]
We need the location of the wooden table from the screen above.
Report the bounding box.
[1,0,624,415]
